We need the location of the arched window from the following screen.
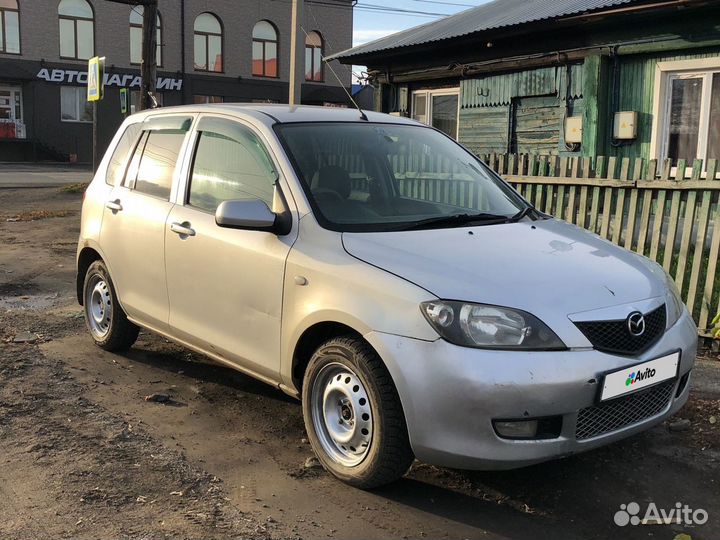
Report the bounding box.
[0,0,20,54]
[130,6,162,66]
[252,21,277,78]
[305,31,323,82]
[58,0,94,60]
[193,12,222,72]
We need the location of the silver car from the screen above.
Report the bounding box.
[77,105,696,488]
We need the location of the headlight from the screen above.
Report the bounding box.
[664,270,685,329]
[421,301,566,350]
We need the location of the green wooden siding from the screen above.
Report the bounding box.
[458,106,509,155]
[610,47,720,160]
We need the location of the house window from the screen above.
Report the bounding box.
[130,6,161,66]
[193,95,223,104]
[652,59,720,168]
[305,31,323,82]
[60,86,93,122]
[252,20,278,78]
[0,0,20,54]
[58,0,94,60]
[411,88,460,139]
[193,12,222,72]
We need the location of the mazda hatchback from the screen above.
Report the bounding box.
[77,105,696,488]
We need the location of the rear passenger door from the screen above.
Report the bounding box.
[99,115,194,332]
[164,115,297,381]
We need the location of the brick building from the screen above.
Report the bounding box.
[0,0,353,162]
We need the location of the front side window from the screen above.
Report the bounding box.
[275,122,524,232]
[662,71,720,164]
[305,31,322,82]
[130,6,161,66]
[411,89,459,140]
[0,0,20,54]
[252,20,278,78]
[60,86,92,122]
[188,118,276,213]
[58,0,94,60]
[193,12,222,72]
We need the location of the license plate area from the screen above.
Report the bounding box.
[600,351,680,402]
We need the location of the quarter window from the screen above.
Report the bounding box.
[188,119,276,213]
[0,0,20,54]
[106,122,142,186]
[60,86,93,122]
[193,13,222,72]
[130,6,161,66]
[58,0,94,60]
[305,31,323,82]
[252,20,278,78]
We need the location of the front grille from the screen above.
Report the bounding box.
[574,304,666,355]
[575,380,675,440]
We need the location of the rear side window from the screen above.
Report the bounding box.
[188,118,277,213]
[105,122,142,186]
[124,129,186,200]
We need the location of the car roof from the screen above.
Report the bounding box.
[131,103,419,128]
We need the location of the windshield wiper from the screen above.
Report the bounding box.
[508,205,536,222]
[391,212,510,231]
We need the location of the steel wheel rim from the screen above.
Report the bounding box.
[310,362,373,467]
[85,274,112,339]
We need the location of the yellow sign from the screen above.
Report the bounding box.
[87,56,105,102]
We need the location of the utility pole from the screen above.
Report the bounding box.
[105,0,158,110]
[139,0,158,110]
[288,0,304,105]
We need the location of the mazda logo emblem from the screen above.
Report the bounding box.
[627,312,646,336]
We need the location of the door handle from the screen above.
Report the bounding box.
[170,222,196,237]
[105,199,123,212]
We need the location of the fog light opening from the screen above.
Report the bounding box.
[494,420,538,439]
[493,416,563,440]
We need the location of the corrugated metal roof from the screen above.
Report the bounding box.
[329,0,644,61]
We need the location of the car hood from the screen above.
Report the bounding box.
[342,219,667,344]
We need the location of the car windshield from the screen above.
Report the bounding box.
[275,122,527,232]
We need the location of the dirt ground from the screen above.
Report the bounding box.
[1,186,719,540]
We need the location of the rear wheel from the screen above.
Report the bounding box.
[302,336,414,488]
[83,260,139,351]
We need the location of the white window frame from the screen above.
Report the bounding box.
[60,86,92,123]
[411,87,461,140]
[650,57,720,176]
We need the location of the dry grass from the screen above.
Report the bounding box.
[59,183,89,194]
[5,209,75,222]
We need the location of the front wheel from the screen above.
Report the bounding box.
[83,260,139,351]
[302,336,414,488]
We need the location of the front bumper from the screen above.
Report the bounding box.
[365,309,697,470]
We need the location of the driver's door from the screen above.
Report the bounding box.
[164,116,297,381]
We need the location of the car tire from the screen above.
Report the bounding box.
[83,260,139,352]
[302,336,414,489]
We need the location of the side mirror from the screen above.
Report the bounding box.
[215,199,278,232]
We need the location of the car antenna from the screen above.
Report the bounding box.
[301,26,368,121]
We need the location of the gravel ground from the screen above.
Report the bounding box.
[1,186,719,540]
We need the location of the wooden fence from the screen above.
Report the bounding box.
[478,154,720,338]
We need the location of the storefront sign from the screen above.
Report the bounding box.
[36,68,183,91]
